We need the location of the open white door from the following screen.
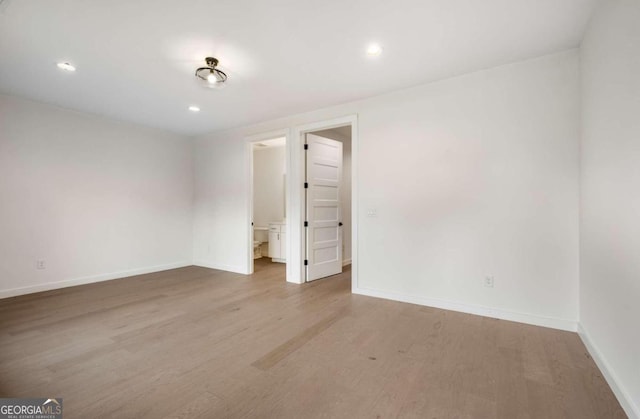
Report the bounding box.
[305,133,343,282]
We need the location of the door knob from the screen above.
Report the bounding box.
[339,222,343,226]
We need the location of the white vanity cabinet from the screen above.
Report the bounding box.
[268,222,286,263]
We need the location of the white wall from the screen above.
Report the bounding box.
[192,50,580,329]
[253,145,286,228]
[0,95,194,297]
[579,0,640,416]
[313,128,352,264]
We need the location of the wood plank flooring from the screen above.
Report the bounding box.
[0,259,626,418]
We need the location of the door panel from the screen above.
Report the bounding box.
[306,134,343,281]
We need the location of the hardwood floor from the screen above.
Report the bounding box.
[0,259,625,418]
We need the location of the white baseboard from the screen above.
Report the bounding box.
[193,260,248,275]
[0,261,192,299]
[352,286,577,332]
[578,323,640,419]
[342,258,352,267]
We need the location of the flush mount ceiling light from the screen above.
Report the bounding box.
[366,43,382,57]
[188,105,200,112]
[195,57,227,89]
[56,62,76,72]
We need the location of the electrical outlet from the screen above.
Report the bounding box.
[484,276,494,288]
[36,260,46,270]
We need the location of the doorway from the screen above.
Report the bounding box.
[286,115,358,286]
[245,116,357,286]
[248,135,287,274]
[304,126,352,282]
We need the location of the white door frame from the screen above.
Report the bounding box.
[289,115,358,287]
[245,128,291,275]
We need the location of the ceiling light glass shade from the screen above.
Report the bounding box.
[195,57,227,89]
[56,62,76,71]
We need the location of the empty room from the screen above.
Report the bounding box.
[0,0,638,418]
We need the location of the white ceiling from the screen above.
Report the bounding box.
[0,0,596,136]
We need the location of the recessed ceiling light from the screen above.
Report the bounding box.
[366,43,382,57]
[188,105,200,112]
[56,62,76,72]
